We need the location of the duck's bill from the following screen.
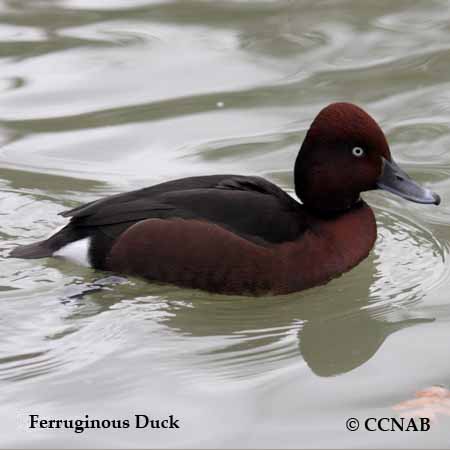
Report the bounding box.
[377,158,440,205]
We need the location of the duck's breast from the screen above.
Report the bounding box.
[273,202,377,293]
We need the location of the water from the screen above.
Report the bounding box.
[1,0,450,447]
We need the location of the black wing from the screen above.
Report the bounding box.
[62,175,306,244]
[11,175,307,264]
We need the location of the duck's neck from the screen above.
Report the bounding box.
[272,202,377,294]
[301,198,365,219]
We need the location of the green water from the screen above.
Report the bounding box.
[1,0,450,448]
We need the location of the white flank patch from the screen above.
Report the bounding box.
[54,238,92,267]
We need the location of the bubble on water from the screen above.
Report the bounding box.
[216,101,224,108]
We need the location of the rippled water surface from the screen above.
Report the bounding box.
[2,0,450,448]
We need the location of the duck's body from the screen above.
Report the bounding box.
[10,103,440,296]
[12,174,376,295]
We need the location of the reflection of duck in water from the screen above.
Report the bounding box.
[299,312,432,377]
[149,248,433,377]
[11,103,439,295]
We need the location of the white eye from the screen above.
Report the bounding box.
[352,147,365,157]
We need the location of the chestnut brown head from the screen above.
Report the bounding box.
[294,103,440,212]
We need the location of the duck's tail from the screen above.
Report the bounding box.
[9,225,86,259]
[10,241,54,258]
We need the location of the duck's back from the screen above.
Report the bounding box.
[11,175,308,272]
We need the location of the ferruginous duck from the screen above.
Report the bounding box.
[10,103,440,295]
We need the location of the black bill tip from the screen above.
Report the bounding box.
[432,192,441,206]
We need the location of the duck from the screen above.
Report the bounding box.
[10,103,440,296]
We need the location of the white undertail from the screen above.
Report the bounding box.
[54,237,92,267]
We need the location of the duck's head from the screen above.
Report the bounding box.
[294,103,440,213]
